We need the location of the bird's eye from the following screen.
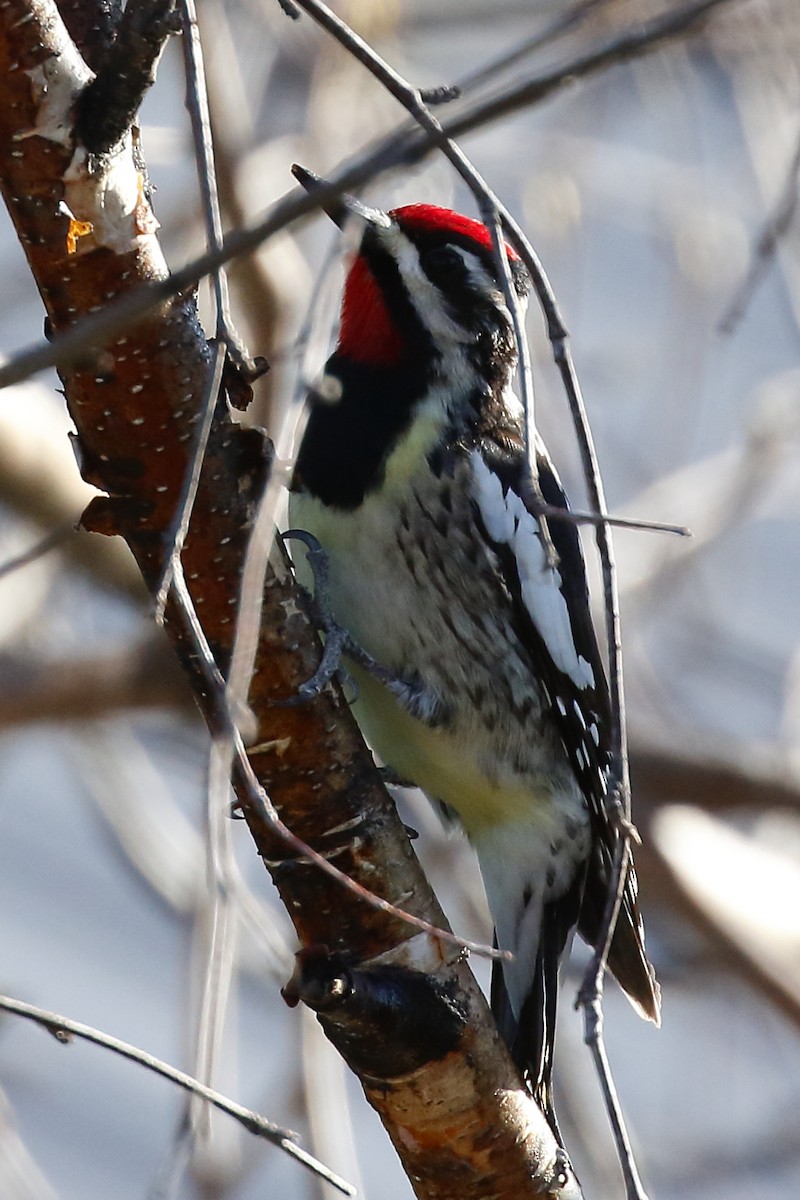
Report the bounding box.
[422,246,464,284]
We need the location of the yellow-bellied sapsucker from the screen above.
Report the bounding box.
[289,175,660,1136]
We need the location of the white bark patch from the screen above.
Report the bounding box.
[25,34,164,261]
[389,230,473,346]
[64,141,163,257]
[26,43,91,147]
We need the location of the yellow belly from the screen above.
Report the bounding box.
[350,664,553,837]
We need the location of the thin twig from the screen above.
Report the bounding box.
[179,0,257,376]
[154,340,227,622]
[468,218,641,1063]
[224,241,345,746]
[720,116,800,333]
[454,0,607,94]
[519,210,648,1200]
[184,737,239,1161]
[539,506,690,538]
[0,523,71,581]
[0,638,190,729]
[582,998,650,1200]
[440,0,739,147]
[553,336,644,1200]
[165,24,261,1164]
[0,992,355,1195]
[0,0,736,392]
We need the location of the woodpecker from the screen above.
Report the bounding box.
[288,169,660,1134]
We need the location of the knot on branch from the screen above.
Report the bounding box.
[282,946,468,1078]
[80,493,155,538]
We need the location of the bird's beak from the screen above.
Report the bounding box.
[291,164,389,235]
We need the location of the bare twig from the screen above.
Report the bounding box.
[168,11,252,1129]
[0,523,71,581]
[181,736,240,1178]
[720,116,800,333]
[219,243,345,820]
[539,506,690,537]
[0,992,355,1195]
[554,334,645,1199]
[0,637,190,729]
[178,0,259,379]
[153,341,227,622]
[163,24,270,1155]
[0,0,738,393]
[632,756,800,1031]
[580,998,649,1200]
[441,0,740,146]
[633,742,800,816]
[198,0,284,419]
[454,0,606,94]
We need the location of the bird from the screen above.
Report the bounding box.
[288,166,660,1136]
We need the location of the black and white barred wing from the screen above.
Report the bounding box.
[470,443,660,1024]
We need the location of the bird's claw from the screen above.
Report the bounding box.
[282,529,389,702]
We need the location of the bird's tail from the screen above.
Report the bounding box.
[579,845,661,1026]
[474,826,583,1142]
[475,826,659,1143]
[489,896,580,1143]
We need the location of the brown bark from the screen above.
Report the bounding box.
[0,2,578,1195]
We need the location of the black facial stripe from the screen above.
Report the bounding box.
[295,218,528,511]
[295,228,445,510]
[397,227,528,388]
[359,226,436,359]
[294,354,430,509]
[403,226,530,299]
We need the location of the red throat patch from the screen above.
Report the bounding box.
[338,254,406,366]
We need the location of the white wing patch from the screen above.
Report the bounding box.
[471,452,595,691]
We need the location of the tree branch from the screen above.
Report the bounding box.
[0,636,192,728]
[0,0,740,394]
[74,0,178,154]
[0,2,577,1195]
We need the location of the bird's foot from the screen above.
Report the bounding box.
[283,529,406,702]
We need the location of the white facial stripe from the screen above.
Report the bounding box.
[471,452,595,691]
[389,230,473,344]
